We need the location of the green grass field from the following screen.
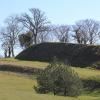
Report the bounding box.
[0,71,100,100]
[0,58,100,100]
[73,67,100,81]
[0,58,100,80]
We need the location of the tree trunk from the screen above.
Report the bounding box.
[11,46,14,57]
[64,88,67,96]
[90,37,93,44]
[8,47,11,58]
[90,33,93,44]
[34,34,37,44]
[53,88,56,96]
[84,40,87,44]
[4,50,7,58]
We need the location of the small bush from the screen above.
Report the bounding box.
[92,62,100,70]
[35,59,83,97]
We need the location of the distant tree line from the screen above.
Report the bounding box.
[0,8,100,58]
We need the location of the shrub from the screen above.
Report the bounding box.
[35,59,83,97]
[92,62,100,70]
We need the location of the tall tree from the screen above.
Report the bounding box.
[1,41,11,58]
[1,15,22,57]
[18,8,50,44]
[1,29,12,58]
[72,25,88,44]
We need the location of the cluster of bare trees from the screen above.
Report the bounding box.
[53,25,70,43]
[1,16,22,57]
[73,19,100,44]
[0,8,100,58]
[0,8,51,57]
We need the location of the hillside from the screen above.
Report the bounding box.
[0,58,100,100]
[16,42,100,67]
[0,72,99,100]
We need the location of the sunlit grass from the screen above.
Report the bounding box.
[0,58,48,68]
[73,67,100,81]
[0,58,100,100]
[0,72,75,100]
[0,72,100,100]
[0,58,100,81]
[0,58,100,99]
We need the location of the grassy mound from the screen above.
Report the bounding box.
[16,42,100,67]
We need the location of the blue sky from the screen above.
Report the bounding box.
[0,0,100,56]
[0,0,100,26]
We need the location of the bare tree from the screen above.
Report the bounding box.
[1,15,22,57]
[0,28,11,57]
[73,19,100,44]
[72,25,88,44]
[2,42,9,58]
[72,25,82,44]
[18,8,50,44]
[53,25,70,43]
[84,19,100,44]
[37,30,50,43]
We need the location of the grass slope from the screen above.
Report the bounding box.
[0,72,100,100]
[0,58,100,80]
[0,58,48,69]
[0,72,74,100]
[15,42,100,67]
[0,58,100,99]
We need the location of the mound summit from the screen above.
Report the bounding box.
[16,42,100,67]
